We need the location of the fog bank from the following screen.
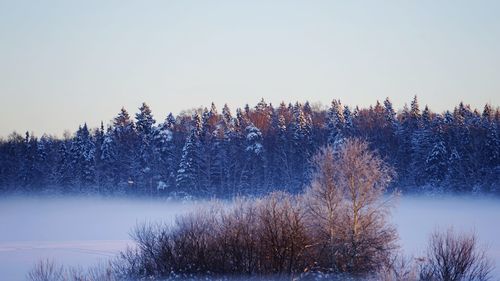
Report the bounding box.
[0,195,498,280]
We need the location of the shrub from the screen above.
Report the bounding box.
[418,229,493,281]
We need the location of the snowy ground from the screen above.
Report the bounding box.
[0,196,200,281]
[392,195,500,276]
[0,195,499,281]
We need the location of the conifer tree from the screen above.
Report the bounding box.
[154,118,176,191]
[176,114,203,195]
[291,105,313,189]
[425,116,448,187]
[135,103,156,192]
[100,127,117,192]
[112,107,137,189]
[241,123,266,194]
[327,99,345,146]
[71,124,96,191]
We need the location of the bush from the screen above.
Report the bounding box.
[418,229,493,281]
[28,259,116,281]
[28,259,64,281]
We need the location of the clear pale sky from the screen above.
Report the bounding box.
[0,0,499,137]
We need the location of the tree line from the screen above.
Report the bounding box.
[0,96,499,196]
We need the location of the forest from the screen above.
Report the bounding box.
[0,96,499,197]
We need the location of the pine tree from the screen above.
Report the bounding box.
[446,148,466,191]
[396,104,412,187]
[93,122,105,190]
[36,135,53,187]
[290,106,313,190]
[100,127,117,193]
[382,97,399,164]
[484,122,500,188]
[176,114,203,196]
[70,124,96,193]
[226,108,246,196]
[383,97,397,128]
[222,104,233,129]
[343,106,354,137]
[176,130,200,196]
[135,102,156,193]
[422,105,432,128]
[274,113,292,188]
[154,119,176,192]
[241,123,266,194]
[136,103,155,136]
[209,102,219,126]
[369,100,389,154]
[193,112,203,137]
[112,107,137,189]
[482,104,493,122]
[253,98,272,133]
[55,141,73,191]
[165,113,176,130]
[327,99,345,146]
[0,133,24,189]
[411,106,433,186]
[425,116,448,187]
[21,132,45,190]
[208,123,228,195]
[410,95,422,128]
[71,124,96,192]
[114,107,135,136]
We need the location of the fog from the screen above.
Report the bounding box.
[0,196,203,281]
[0,195,499,281]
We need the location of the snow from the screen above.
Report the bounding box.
[0,196,199,281]
[391,195,500,277]
[0,195,498,281]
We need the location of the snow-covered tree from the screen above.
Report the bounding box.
[111,107,137,188]
[410,95,422,128]
[343,105,354,137]
[383,97,397,128]
[176,131,200,195]
[99,127,117,192]
[425,116,448,186]
[327,99,345,146]
[240,124,266,194]
[153,119,176,191]
[290,105,313,189]
[135,103,156,192]
[71,124,96,191]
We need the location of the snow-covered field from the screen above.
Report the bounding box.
[0,195,499,281]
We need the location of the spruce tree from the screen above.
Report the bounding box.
[425,116,448,187]
[327,99,345,146]
[135,103,156,193]
[112,107,137,190]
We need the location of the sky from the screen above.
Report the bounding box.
[0,0,499,137]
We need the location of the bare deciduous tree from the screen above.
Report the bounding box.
[379,254,419,281]
[303,145,343,271]
[218,197,258,274]
[28,259,117,281]
[255,192,309,275]
[304,139,398,274]
[28,259,64,281]
[419,229,493,281]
